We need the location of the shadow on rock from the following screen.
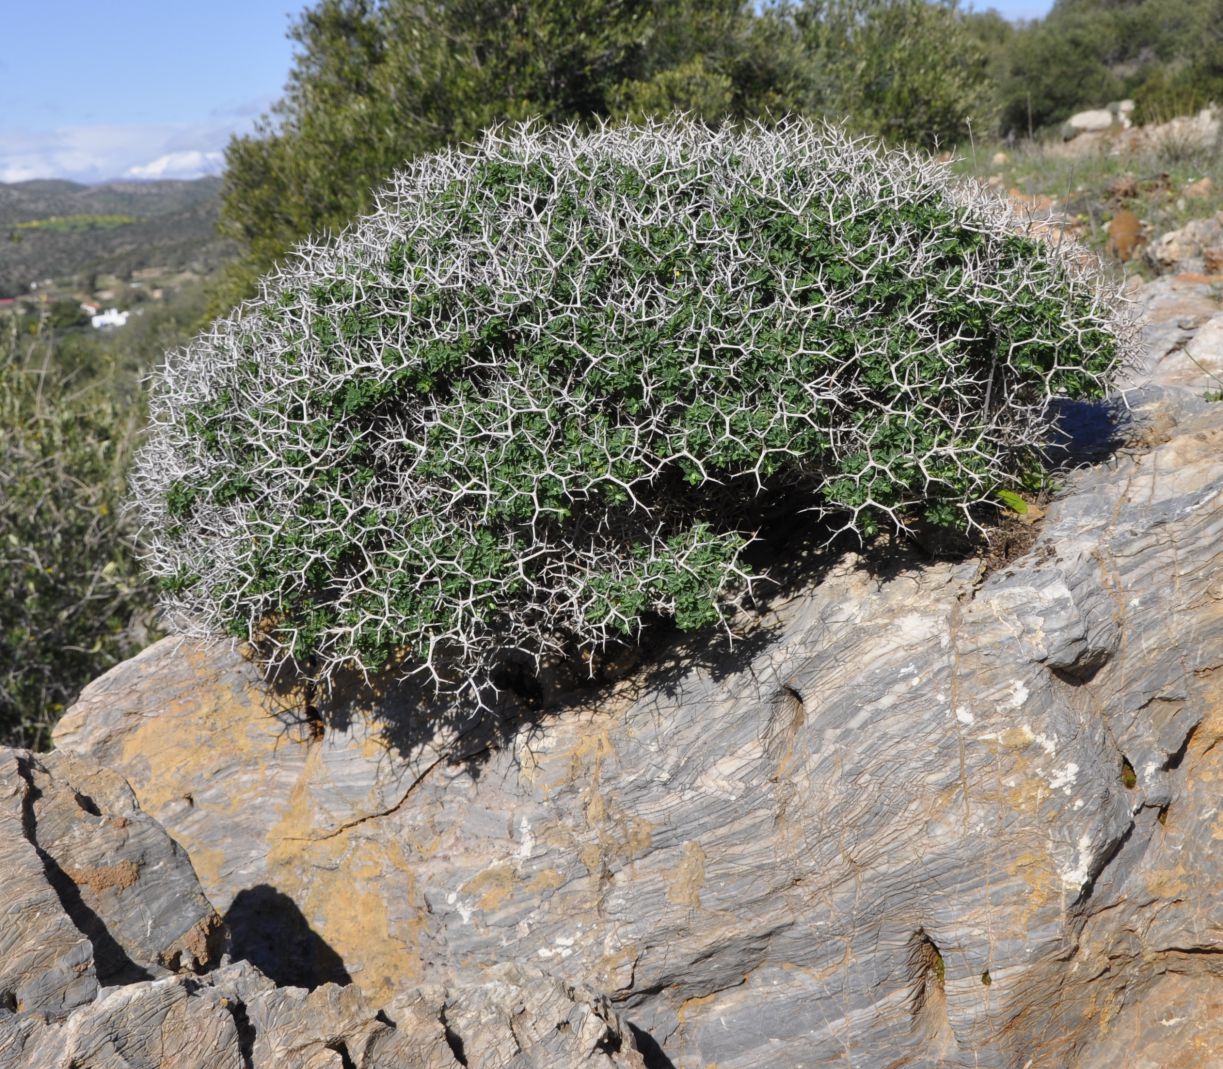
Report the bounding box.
[627,1022,679,1069]
[251,400,1133,779]
[1049,395,1136,465]
[250,511,993,779]
[224,885,351,989]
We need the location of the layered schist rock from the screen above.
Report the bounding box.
[50,276,1223,1068]
[0,751,644,1068]
[2,957,642,1069]
[0,747,222,1020]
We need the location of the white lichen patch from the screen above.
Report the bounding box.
[537,933,578,960]
[1060,832,1097,890]
[1003,680,1030,710]
[1031,731,1057,755]
[1048,763,1079,792]
[446,891,475,924]
[516,816,535,860]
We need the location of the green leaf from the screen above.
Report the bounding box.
[995,489,1028,514]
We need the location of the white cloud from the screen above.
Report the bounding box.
[0,109,265,183]
[0,161,46,183]
[126,150,224,180]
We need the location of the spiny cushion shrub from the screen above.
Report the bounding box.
[133,119,1130,699]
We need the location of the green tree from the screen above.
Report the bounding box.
[217,0,821,309]
[46,297,88,331]
[215,0,394,308]
[987,0,1223,137]
[961,8,1018,135]
[609,1,806,123]
[610,55,736,123]
[788,0,993,148]
[217,0,999,309]
[994,8,1124,135]
[218,0,659,303]
[1127,0,1223,123]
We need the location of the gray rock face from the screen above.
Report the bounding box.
[0,747,222,1021]
[5,976,244,1069]
[50,274,1223,1067]
[1122,274,1223,393]
[0,751,97,1019]
[23,749,223,981]
[1,961,643,1069]
[435,964,646,1069]
[187,959,643,1069]
[0,754,644,1068]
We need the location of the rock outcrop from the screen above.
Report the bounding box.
[42,272,1223,1067]
[1146,210,1223,276]
[0,750,644,1067]
[1061,105,1123,140]
[3,957,642,1069]
[0,747,222,1021]
[1050,104,1219,161]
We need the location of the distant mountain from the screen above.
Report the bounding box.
[0,176,225,226]
[0,176,235,297]
[1,178,91,200]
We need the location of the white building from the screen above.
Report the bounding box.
[91,308,130,329]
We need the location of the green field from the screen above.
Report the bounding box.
[14,213,136,232]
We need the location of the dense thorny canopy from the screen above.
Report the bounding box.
[135,119,1130,701]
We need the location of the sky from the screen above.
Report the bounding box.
[0,1,303,183]
[1,0,1055,185]
[976,0,1056,19]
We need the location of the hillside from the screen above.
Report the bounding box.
[0,176,235,297]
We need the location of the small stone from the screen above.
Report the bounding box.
[1184,176,1213,199]
[1065,108,1115,135]
[1146,213,1223,275]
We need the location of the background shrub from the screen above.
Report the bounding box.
[988,0,1223,139]
[135,119,1129,701]
[791,0,995,150]
[216,0,994,304]
[0,317,158,748]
